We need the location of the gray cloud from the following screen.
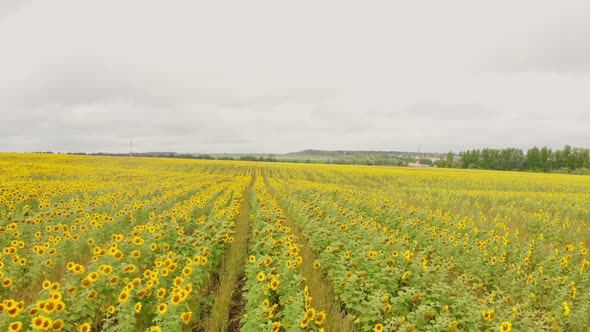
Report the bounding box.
[405,101,496,121]
[486,2,590,74]
[0,0,589,154]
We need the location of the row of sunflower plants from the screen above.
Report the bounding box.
[241,176,326,332]
[99,176,250,332]
[267,168,590,332]
[0,156,248,331]
[268,176,511,332]
[1,168,209,330]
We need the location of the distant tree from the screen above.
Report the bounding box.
[481,149,491,169]
[446,152,454,167]
[554,149,563,169]
[196,154,213,160]
[581,149,590,168]
[444,145,588,174]
[420,158,433,166]
[540,147,552,172]
[526,147,541,171]
[459,151,471,168]
[489,149,500,170]
[563,145,574,170]
[573,147,590,169]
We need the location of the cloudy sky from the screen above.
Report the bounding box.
[1,1,589,154]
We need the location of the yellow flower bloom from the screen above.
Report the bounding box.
[181,311,192,324]
[315,310,326,325]
[79,323,91,332]
[158,303,168,314]
[563,301,571,316]
[257,272,265,282]
[9,322,23,332]
[499,321,512,332]
[2,278,13,288]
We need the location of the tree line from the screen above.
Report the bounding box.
[435,146,590,174]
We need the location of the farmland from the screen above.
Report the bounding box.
[1,153,589,331]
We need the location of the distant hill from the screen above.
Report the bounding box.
[50,149,445,166]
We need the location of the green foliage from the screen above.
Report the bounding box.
[453,145,590,174]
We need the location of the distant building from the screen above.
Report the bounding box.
[408,152,430,167]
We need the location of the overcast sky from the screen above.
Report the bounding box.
[1,1,589,154]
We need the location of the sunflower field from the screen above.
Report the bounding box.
[1,153,589,331]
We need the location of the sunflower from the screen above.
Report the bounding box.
[374,323,384,332]
[2,278,13,288]
[109,276,120,285]
[42,315,54,329]
[51,292,62,301]
[315,311,326,325]
[73,265,85,274]
[181,311,192,324]
[158,303,168,314]
[174,277,184,287]
[271,321,282,332]
[43,299,58,313]
[300,317,310,328]
[249,255,256,262]
[52,319,65,331]
[81,279,91,288]
[402,271,411,280]
[118,291,130,303]
[32,316,45,330]
[8,322,23,332]
[265,304,279,319]
[151,327,162,332]
[42,280,52,289]
[482,309,495,321]
[100,265,113,275]
[270,278,280,290]
[257,272,265,282]
[86,290,99,300]
[7,307,20,318]
[135,302,142,313]
[171,294,182,306]
[132,278,142,287]
[313,261,321,269]
[563,301,570,316]
[499,321,512,332]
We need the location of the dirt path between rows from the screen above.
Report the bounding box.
[200,172,255,331]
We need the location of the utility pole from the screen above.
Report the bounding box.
[130,137,133,158]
